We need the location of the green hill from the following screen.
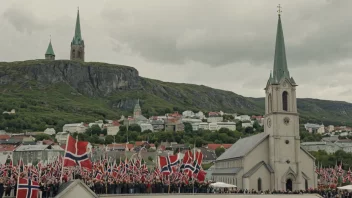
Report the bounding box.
[0,60,351,132]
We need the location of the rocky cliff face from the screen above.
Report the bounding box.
[0,60,142,96]
[1,60,352,126]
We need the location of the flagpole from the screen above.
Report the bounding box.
[60,134,70,183]
[16,157,21,198]
[193,142,195,194]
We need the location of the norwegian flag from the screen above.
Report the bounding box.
[159,155,179,175]
[63,135,92,170]
[16,178,40,198]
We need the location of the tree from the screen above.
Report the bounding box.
[119,125,127,132]
[218,128,230,134]
[183,122,193,133]
[129,124,141,132]
[244,127,254,134]
[35,134,53,141]
[91,125,102,135]
[105,135,114,144]
[215,147,226,157]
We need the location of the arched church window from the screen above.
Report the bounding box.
[282,91,288,111]
[305,179,308,190]
[72,50,75,58]
[78,51,81,58]
[268,94,272,113]
[257,178,262,191]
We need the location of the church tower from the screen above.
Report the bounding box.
[133,99,142,118]
[70,9,85,61]
[264,7,301,190]
[45,38,55,60]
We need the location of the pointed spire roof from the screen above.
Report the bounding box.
[72,8,83,45]
[272,11,290,84]
[45,39,55,56]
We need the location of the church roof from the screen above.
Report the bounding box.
[45,40,55,56]
[243,161,274,178]
[72,9,84,45]
[216,132,269,161]
[212,167,242,175]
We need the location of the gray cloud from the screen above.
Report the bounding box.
[3,6,48,34]
[101,0,352,68]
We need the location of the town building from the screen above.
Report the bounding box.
[212,13,317,191]
[56,132,69,144]
[44,128,56,135]
[63,123,87,133]
[207,112,223,123]
[304,123,325,134]
[2,109,15,115]
[13,144,64,165]
[235,115,251,122]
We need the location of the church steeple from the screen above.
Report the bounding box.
[269,7,295,85]
[70,8,85,62]
[72,8,83,45]
[45,37,55,60]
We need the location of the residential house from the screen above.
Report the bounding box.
[44,128,56,135]
[327,125,334,133]
[242,122,253,128]
[56,132,69,144]
[217,122,237,131]
[140,123,154,132]
[13,145,64,165]
[2,109,15,115]
[63,123,87,134]
[107,120,120,136]
[199,147,217,164]
[182,110,195,118]
[235,115,251,122]
[207,112,223,123]
[304,123,325,134]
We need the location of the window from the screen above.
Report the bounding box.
[305,179,308,190]
[78,51,81,58]
[268,94,272,113]
[258,178,262,191]
[72,50,75,58]
[282,91,288,111]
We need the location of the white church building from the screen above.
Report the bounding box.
[212,12,317,192]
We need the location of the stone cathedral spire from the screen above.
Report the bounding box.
[45,37,55,60]
[70,8,85,61]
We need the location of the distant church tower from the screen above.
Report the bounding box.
[70,8,85,61]
[264,9,301,190]
[133,99,142,118]
[45,38,55,60]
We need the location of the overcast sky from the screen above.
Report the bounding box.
[1,0,352,102]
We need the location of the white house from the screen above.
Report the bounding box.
[182,110,195,118]
[198,123,209,130]
[209,123,218,131]
[140,123,154,132]
[44,128,56,135]
[217,122,237,131]
[63,123,87,134]
[107,126,120,136]
[195,111,205,119]
[235,115,251,121]
[55,132,69,144]
[2,109,15,115]
[242,122,253,128]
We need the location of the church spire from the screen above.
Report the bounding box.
[72,8,83,45]
[45,36,55,60]
[272,5,290,84]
